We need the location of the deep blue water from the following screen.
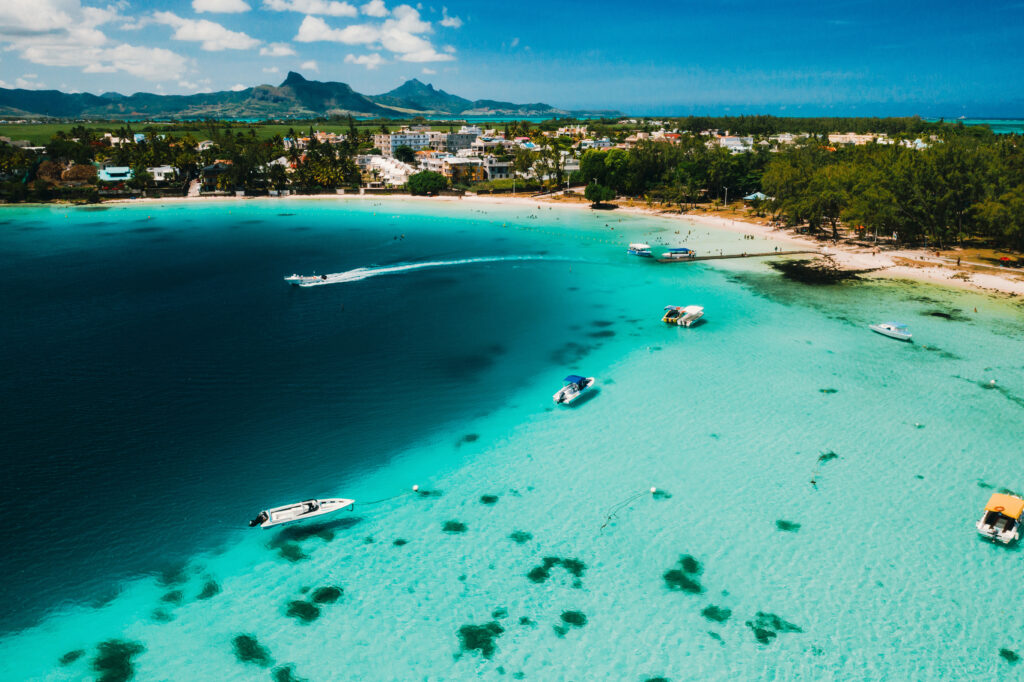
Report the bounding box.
[0,201,613,632]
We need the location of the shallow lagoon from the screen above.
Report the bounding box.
[1,198,1023,679]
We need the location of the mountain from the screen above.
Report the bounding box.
[0,73,619,120]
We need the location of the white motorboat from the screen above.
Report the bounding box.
[627,243,653,257]
[976,493,1023,544]
[285,274,328,286]
[869,322,913,342]
[553,375,595,404]
[249,497,355,528]
[662,305,704,327]
[661,247,696,259]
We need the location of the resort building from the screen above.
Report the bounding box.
[718,136,754,153]
[373,130,431,156]
[146,165,176,183]
[828,133,878,146]
[482,156,511,180]
[97,166,133,182]
[442,157,485,184]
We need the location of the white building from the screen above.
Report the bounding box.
[361,155,416,186]
[482,156,511,180]
[373,130,431,156]
[146,165,176,183]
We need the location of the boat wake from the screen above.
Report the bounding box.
[296,255,566,286]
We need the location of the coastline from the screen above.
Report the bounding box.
[54,191,1024,298]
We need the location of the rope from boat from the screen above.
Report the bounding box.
[599,488,657,534]
[359,486,420,507]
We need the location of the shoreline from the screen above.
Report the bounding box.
[27,191,1024,298]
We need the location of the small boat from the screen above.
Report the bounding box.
[285,274,328,286]
[869,322,912,342]
[627,243,653,257]
[662,247,696,259]
[553,375,595,404]
[662,305,704,327]
[976,493,1024,544]
[249,497,355,528]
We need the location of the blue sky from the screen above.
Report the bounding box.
[1,0,1023,116]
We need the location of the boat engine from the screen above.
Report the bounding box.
[249,511,269,527]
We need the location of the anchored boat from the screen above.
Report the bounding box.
[869,322,913,342]
[976,493,1023,544]
[285,274,328,286]
[249,497,355,528]
[553,375,595,404]
[662,305,704,327]
[662,247,696,260]
[627,243,653,257]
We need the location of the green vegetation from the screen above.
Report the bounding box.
[408,170,448,195]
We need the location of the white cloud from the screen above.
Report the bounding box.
[421,67,435,74]
[16,74,47,89]
[510,37,519,48]
[360,0,388,17]
[263,0,356,16]
[344,53,384,69]
[193,0,251,13]
[263,66,280,73]
[300,59,319,72]
[153,11,261,51]
[295,5,453,62]
[260,42,297,56]
[230,83,247,91]
[439,7,461,28]
[0,0,189,81]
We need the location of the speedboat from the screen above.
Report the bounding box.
[627,243,653,257]
[662,305,704,327]
[662,247,696,259]
[285,274,328,286]
[553,375,595,404]
[976,493,1024,544]
[249,497,355,528]
[869,322,912,342]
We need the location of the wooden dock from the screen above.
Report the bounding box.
[655,249,817,263]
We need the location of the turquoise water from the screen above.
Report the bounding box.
[1,198,1023,679]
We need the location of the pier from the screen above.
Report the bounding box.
[655,249,817,263]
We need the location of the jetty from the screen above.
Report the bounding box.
[656,249,817,263]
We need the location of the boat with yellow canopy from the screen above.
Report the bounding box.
[976,493,1024,544]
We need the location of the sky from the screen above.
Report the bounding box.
[1,0,1023,116]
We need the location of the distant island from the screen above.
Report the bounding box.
[0,72,621,121]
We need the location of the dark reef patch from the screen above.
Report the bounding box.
[232,634,273,667]
[663,555,703,594]
[776,520,801,532]
[550,341,594,365]
[197,580,221,600]
[442,352,496,379]
[457,621,505,659]
[480,494,499,505]
[393,538,408,546]
[286,600,321,623]
[591,320,614,327]
[273,664,307,681]
[560,610,587,627]
[151,608,174,622]
[311,586,343,604]
[161,590,184,604]
[652,489,672,500]
[274,542,308,562]
[701,605,732,623]
[91,639,145,682]
[587,330,616,338]
[819,388,838,394]
[519,616,536,627]
[644,678,670,682]
[509,530,533,544]
[745,612,803,645]
[60,649,85,666]
[271,517,362,548]
[526,556,586,584]
[999,648,1020,664]
[457,433,480,446]
[157,562,189,587]
[443,520,468,534]
[817,451,840,464]
[491,607,508,619]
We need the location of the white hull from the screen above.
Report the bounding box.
[870,324,912,341]
[256,498,355,528]
[663,305,704,327]
[285,274,327,287]
[553,377,595,404]
[976,520,1019,544]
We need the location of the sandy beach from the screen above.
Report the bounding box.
[94,191,1024,298]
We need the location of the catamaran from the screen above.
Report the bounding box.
[553,375,595,404]
[869,322,913,342]
[249,497,355,528]
[662,305,705,327]
[627,243,653,257]
[285,274,328,286]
